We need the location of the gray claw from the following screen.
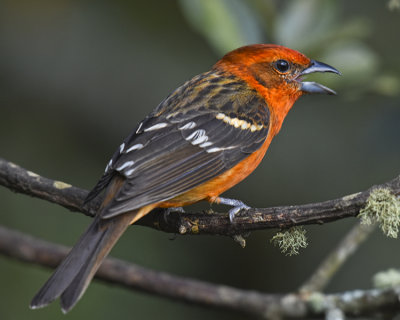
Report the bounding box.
[228,204,250,223]
[163,207,185,223]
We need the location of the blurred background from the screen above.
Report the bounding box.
[0,0,399,319]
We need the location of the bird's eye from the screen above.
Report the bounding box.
[274,59,290,73]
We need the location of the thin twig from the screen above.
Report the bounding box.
[1,157,399,236]
[299,222,377,293]
[1,224,399,318]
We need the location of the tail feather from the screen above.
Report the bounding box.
[60,230,109,313]
[30,212,135,311]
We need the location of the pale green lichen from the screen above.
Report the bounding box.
[372,268,400,289]
[359,188,400,238]
[271,226,308,256]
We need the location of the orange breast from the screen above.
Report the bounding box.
[158,134,273,208]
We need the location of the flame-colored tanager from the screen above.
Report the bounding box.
[31,44,340,312]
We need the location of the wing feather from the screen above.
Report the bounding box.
[86,70,271,219]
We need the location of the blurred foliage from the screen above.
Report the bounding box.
[179,0,264,53]
[179,0,400,97]
[388,0,400,11]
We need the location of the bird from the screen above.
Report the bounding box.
[30,44,340,313]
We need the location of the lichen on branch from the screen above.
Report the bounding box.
[271,226,308,255]
[358,188,400,238]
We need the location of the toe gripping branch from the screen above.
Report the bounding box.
[216,197,250,222]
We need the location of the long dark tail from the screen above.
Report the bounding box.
[30,211,136,313]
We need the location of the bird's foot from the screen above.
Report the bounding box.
[172,207,185,213]
[163,207,185,222]
[216,197,250,223]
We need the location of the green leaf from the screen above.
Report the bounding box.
[275,0,336,51]
[326,41,379,77]
[179,0,264,54]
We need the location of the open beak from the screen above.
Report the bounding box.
[299,60,341,95]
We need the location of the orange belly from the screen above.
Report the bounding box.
[158,134,273,208]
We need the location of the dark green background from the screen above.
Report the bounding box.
[1,1,399,319]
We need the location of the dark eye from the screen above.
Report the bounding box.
[274,59,290,73]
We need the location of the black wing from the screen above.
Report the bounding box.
[85,70,270,218]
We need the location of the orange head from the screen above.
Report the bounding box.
[214,44,340,135]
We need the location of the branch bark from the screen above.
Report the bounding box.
[1,225,399,318]
[1,157,399,236]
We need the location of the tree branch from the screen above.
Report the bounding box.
[299,222,376,293]
[1,157,399,236]
[1,224,399,318]
[2,158,400,317]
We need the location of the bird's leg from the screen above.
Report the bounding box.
[216,197,250,222]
